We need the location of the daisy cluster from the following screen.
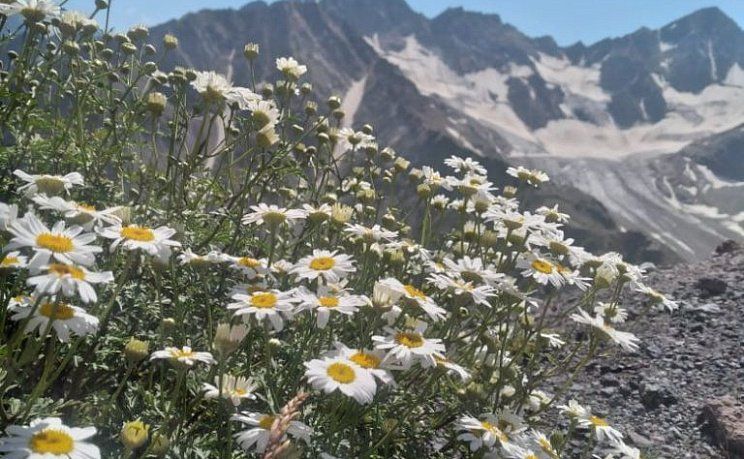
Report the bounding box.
[0,3,675,457]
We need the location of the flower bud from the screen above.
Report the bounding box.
[502,186,518,198]
[416,184,431,199]
[243,43,259,60]
[146,92,167,116]
[120,420,149,450]
[213,323,248,357]
[163,34,179,50]
[327,96,342,110]
[148,433,169,457]
[256,125,279,148]
[124,338,149,364]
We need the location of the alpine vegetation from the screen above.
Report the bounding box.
[0,1,676,458]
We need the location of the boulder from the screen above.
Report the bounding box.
[695,277,728,297]
[714,239,741,255]
[699,396,744,457]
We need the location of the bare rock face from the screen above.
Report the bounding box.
[700,396,744,457]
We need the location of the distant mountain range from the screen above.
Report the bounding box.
[150,0,744,263]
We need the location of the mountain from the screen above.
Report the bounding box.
[150,0,744,262]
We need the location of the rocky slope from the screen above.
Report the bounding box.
[560,242,744,458]
[149,0,744,262]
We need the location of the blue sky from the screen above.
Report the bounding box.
[64,0,744,46]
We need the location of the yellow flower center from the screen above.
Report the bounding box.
[309,256,335,271]
[326,362,356,383]
[403,284,426,299]
[36,233,74,253]
[531,259,554,274]
[258,415,275,430]
[238,257,261,268]
[1,256,19,267]
[318,296,339,308]
[77,203,97,212]
[29,428,74,454]
[251,292,277,309]
[233,388,248,396]
[395,332,424,348]
[590,415,609,427]
[262,211,287,226]
[350,352,381,369]
[39,302,75,320]
[121,225,155,242]
[48,263,85,280]
[171,348,195,359]
[539,438,554,453]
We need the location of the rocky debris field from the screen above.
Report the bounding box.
[562,241,744,458]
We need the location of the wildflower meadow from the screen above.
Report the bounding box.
[0,2,677,458]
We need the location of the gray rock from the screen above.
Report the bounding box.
[699,396,744,457]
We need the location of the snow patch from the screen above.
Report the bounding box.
[341,76,367,128]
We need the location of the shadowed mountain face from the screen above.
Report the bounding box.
[150,0,744,263]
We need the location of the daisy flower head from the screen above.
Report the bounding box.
[276,57,307,80]
[518,253,566,289]
[227,255,268,279]
[150,346,215,368]
[442,255,503,286]
[0,202,19,231]
[291,250,356,284]
[1,251,28,270]
[27,263,113,303]
[304,356,377,404]
[99,223,180,257]
[203,375,257,407]
[372,321,446,369]
[558,399,589,418]
[444,155,487,175]
[456,414,510,452]
[190,70,233,104]
[232,411,312,454]
[294,286,366,328]
[344,223,398,244]
[241,204,306,228]
[246,99,280,128]
[434,355,471,381]
[578,412,624,444]
[301,203,333,224]
[178,249,225,267]
[501,442,542,459]
[635,284,678,312]
[506,166,549,186]
[427,273,495,307]
[0,417,99,458]
[377,277,446,322]
[536,204,570,224]
[14,169,83,196]
[9,299,99,342]
[594,302,628,324]
[228,289,297,331]
[32,195,121,230]
[570,308,640,352]
[5,214,101,271]
[329,342,394,385]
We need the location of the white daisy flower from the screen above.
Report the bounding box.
[276,57,307,80]
[304,356,377,404]
[578,412,624,444]
[456,414,510,452]
[224,255,268,279]
[9,299,99,342]
[501,442,542,459]
[530,429,558,458]
[294,286,366,329]
[372,321,445,369]
[27,263,113,303]
[228,290,297,331]
[427,273,495,307]
[635,284,678,312]
[444,155,487,175]
[1,251,27,269]
[190,70,233,103]
[5,214,101,271]
[291,250,356,284]
[536,204,570,224]
[178,249,225,267]
[517,253,566,288]
[99,223,180,257]
[434,355,470,381]
[558,399,589,418]
[604,439,641,459]
[241,204,306,227]
[570,308,640,352]
[594,302,628,324]
[203,375,257,407]
[0,417,99,458]
[150,346,216,367]
[301,203,333,223]
[328,342,394,385]
[0,202,20,231]
[344,224,398,243]
[32,195,120,230]
[232,411,311,454]
[539,332,566,348]
[376,277,446,322]
[506,166,549,186]
[246,99,280,127]
[14,169,83,196]
[442,255,503,286]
